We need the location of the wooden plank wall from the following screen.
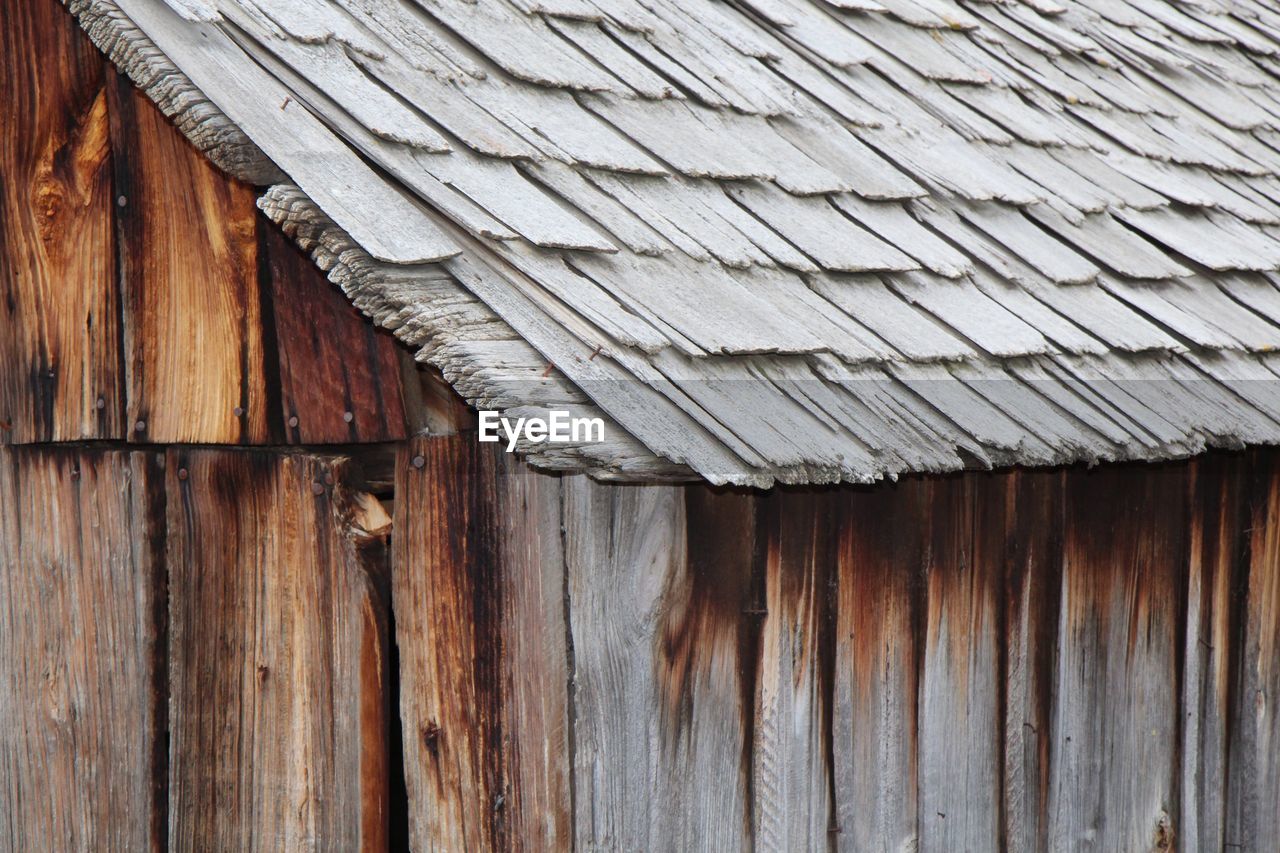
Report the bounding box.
[389,440,1280,853]
[1,0,425,451]
[8,436,1280,850]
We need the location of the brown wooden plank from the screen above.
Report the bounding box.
[263,223,410,444]
[1225,450,1280,850]
[753,489,835,850]
[166,448,391,850]
[393,436,571,851]
[1000,469,1063,853]
[1049,462,1186,850]
[833,479,923,852]
[0,446,164,849]
[109,77,270,444]
[0,0,122,443]
[918,475,1001,852]
[1181,454,1247,851]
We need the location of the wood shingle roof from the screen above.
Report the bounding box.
[70,0,1280,484]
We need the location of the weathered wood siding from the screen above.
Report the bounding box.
[0,447,164,850]
[8,434,1280,851]
[0,0,432,449]
[0,0,121,443]
[167,449,393,850]
[390,446,1280,852]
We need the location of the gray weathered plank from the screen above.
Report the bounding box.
[565,478,758,849]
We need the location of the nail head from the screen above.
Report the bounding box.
[411,455,425,469]
[288,416,299,428]
[134,420,146,433]
[177,468,189,481]
[342,411,354,423]
[311,481,326,496]
[233,406,244,418]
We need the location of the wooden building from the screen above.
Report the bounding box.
[5,0,1280,849]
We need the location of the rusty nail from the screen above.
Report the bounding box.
[233,406,244,418]
[95,397,106,410]
[177,468,189,481]
[342,411,354,423]
[134,419,146,433]
[288,415,299,429]
[411,455,425,469]
[311,481,325,496]
[323,472,334,485]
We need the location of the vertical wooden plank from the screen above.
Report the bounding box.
[564,478,759,850]
[1001,469,1063,853]
[0,447,163,849]
[0,0,122,443]
[563,475,684,850]
[917,475,1001,852]
[832,479,923,852]
[753,490,835,851]
[394,436,570,851]
[167,449,391,850]
[1225,450,1280,850]
[1049,463,1186,850]
[495,445,572,849]
[661,486,760,849]
[109,78,270,444]
[264,223,410,444]
[1182,454,1246,851]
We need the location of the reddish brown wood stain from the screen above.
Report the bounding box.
[109,77,269,444]
[166,449,391,850]
[264,224,409,444]
[0,0,121,442]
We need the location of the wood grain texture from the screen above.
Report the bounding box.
[0,447,164,850]
[1049,463,1186,851]
[264,223,410,444]
[1182,455,1247,852]
[1225,450,1280,850]
[564,479,760,850]
[393,436,570,851]
[167,449,391,851]
[1000,469,1063,853]
[753,490,835,851]
[918,476,1001,853]
[110,75,269,444]
[1,0,122,443]
[833,479,923,852]
[660,486,761,849]
[563,475,684,850]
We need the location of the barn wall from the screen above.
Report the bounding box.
[8,439,1276,850]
